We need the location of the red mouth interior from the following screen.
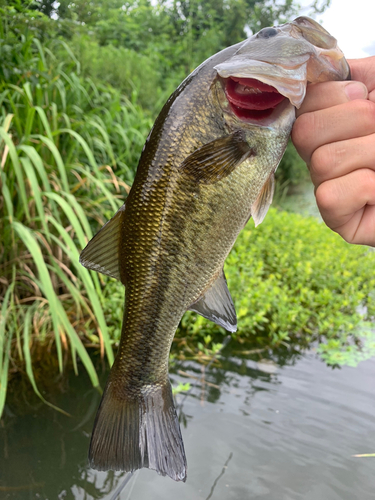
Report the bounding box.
[225,77,286,121]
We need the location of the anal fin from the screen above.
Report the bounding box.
[189,270,237,332]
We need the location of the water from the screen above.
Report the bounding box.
[1,350,375,499]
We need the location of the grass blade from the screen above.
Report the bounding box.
[13,221,63,372]
[0,126,30,220]
[33,134,69,192]
[57,128,101,177]
[34,106,53,141]
[23,307,71,416]
[13,221,101,387]
[20,157,50,238]
[17,144,51,192]
[0,281,15,418]
[46,215,114,365]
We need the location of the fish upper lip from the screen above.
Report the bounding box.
[214,58,310,108]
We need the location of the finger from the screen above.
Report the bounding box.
[296,80,368,116]
[316,168,375,245]
[292,99,375,164]
[309,133,375,187]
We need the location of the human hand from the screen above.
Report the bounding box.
[292,56,375,246]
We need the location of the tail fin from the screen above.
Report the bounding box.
[88,377,187,482]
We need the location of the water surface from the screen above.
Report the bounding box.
[1,350,374,499]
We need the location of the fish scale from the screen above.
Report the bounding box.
[80,16,349,482]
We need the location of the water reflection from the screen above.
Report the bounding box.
[1,350,375,499]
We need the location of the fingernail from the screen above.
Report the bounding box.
[345,82,368,100]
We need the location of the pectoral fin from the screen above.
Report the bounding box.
[79,203,125,281]
[180,130,254,184]
[251,173,275,227]
[189,270,237,332]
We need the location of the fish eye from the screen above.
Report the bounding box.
[257,27,278,39]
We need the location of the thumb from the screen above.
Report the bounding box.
[349,56,375,101]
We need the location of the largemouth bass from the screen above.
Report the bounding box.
[80,17,349,482]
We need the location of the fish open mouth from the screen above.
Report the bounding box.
[224,77,287,121]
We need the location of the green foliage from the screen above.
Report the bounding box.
[248,0,299,33]
[0,26,153,417]
[14,0,331,86]
[60,35,168,113]
[1,0,326,186]
[177,209,375,366]
[317,324,375,367]
[172,381,191,396]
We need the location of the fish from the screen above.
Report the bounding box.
[79,16,349,482]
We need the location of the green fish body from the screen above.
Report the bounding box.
[80,17,349,482]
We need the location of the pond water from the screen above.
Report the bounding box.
[1,348,375,500]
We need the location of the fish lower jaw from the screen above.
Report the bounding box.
[228,100,284,122]
[228,96,294,128]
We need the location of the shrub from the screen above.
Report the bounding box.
[177,209,375,364]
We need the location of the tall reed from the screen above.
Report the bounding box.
[0,26,152,417]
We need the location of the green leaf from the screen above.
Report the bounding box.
[0,127,30,220]
[13,221,63,372]
[20,157,50,238]
[23,308,71,417]
[57,128,101,177]
[0,280,15,418]
[33,134,69,192]
[13,222,101,387]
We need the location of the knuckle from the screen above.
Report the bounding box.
[350,99,375,126]
[362,168,375,192]
[310,144,334,179]
[292,112,315,150]
[315,182,337,213]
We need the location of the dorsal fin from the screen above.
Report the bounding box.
[251,173,275,227]
[189,270,237,332]
[79,203,126,281]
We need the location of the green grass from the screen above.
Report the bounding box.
[0,30,152,417]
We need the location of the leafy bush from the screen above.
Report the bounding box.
[275,139,309,190]
[59,35,171,113]
[177,209,375,363]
